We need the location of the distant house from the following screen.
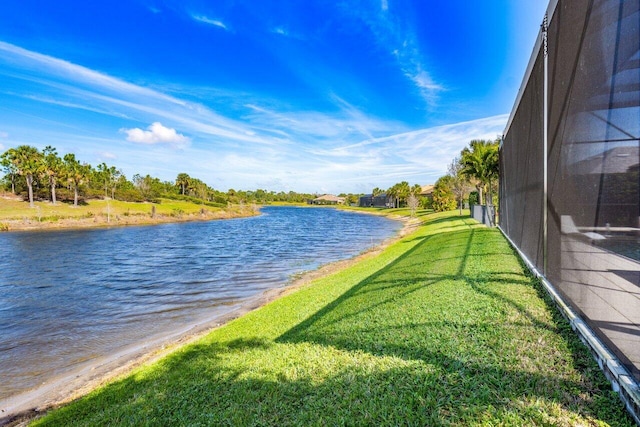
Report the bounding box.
[419,184,434,197]
[309,194,346,205]
[359,185,434,208]
[358,193,393,208]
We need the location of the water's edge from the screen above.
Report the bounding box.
[0,209,412,422]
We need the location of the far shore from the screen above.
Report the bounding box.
[0,207,260,232]
[0,208,417,425]
[0,195,262,232]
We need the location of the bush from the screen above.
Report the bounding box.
[53,188,86,204]
[35,187,50,201]
[431,176,457,212]
[82,187,104,200]
[420,196,432,209]
[468,191,479,206]
[115,188,145,203]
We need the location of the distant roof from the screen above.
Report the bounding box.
[313,194,345,202]
[420,184,434,196]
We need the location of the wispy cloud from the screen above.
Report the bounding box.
[98,151,117,160]
[0,41,504,193]
[121,122,191,148]
[269,26,305,40]
[271,27,288,36]
[0,41,279,146]
[243,101,402,144]
[306,114,507,190]
[339,2,443,108]
[191,15,228,30]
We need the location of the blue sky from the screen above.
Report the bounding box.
[0,0,547,194]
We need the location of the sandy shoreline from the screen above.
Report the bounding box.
[1,212,419,426]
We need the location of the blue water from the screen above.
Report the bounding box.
[0,206,399,400]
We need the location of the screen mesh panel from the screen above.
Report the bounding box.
[502,0,639,381]
[500,49,545,271]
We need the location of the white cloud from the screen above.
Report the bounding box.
[411,70,443,92]
[98,151,117,160]
[305,114,507,189]
[121,122,191,147]
[269,26,306,41]
[192,15,228,30]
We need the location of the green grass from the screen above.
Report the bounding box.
[341,205,440,219]
[0,197,258,228]
[31,211,633,426]
[0,198,213,220]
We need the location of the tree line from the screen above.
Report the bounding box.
[2,140,499,212]
[370,182,424,209]
[0,145,322,207]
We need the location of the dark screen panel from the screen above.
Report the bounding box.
[500,49,545,271]
[503,0,639,381]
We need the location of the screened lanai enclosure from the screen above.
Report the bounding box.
[500,0,639,421]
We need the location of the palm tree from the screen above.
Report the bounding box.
[5,145,42,207]
[396,181,411,207]
[410,184,422,197]
[97,163,121,199]
[386,184,399,208]
[42,146,62,205]
[448,156,470,215]
[176,173,191,195]
[0,151,18,194]
[371,187,383,206]
[63,153,90,207]
[460,139,499,206]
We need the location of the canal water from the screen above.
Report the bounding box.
[0,206,400,401]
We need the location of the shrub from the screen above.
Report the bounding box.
[115,188,145,203]
[431,176,457,212]
[468,191,479,206]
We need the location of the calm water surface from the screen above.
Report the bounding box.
[0,206,399,400]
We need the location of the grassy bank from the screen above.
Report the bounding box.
[0,196,258,231]
[30,211,632,426]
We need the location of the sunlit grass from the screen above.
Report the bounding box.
[342,205,443,219]
[0,197,210,219]
[0,197,258,230]
[31,211,633,426]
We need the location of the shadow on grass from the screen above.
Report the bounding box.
[275,227,631,425]
[28,225,634,426]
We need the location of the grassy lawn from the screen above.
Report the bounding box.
[0,196,256,230]
[0,197,212,220]
[31,211,632,426]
